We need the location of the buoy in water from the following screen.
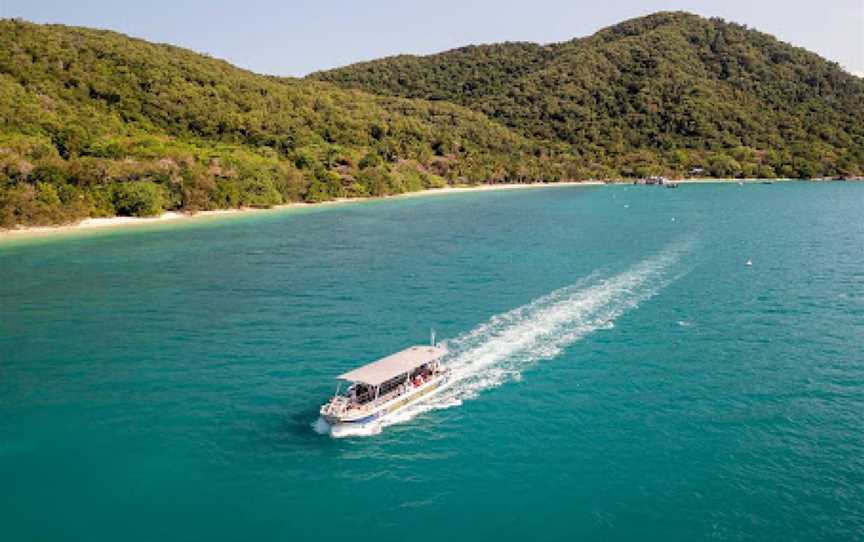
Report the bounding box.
[746,259,753,266]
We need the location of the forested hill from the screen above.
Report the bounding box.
[2,13,864,229]
[314,11,864,180]
[0,20,559,227]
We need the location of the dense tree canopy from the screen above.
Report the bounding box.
[315,11,864,180]
[0,19,566,227]
[2,12,863,227]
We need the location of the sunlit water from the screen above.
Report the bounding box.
[1,183,862,540]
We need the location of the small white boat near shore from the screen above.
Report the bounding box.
[319,334,450,436]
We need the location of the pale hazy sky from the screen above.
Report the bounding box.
[1,0,862,77]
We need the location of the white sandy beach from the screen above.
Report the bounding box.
[4,177,846,240]
[0,181,604,240]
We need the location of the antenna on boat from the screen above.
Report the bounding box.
[430,328,436,347]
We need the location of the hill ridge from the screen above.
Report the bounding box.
[314,11,864,179]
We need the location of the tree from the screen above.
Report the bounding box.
[239,173,282,207]
[305,180,331,203]
[358,152,382,169]
[112,182,165,217]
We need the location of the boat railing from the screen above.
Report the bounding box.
[327,367,448,417]
[322,395,350,416]
[373,385,408,406]
[354,375,436,412]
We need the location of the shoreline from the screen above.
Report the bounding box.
[0,181,603,241]
[1,177,855,241]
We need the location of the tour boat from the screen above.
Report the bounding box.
[319,335,450,431]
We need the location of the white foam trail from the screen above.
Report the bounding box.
[329,419,382,438]
[311,417,332,435]
[313,416,382,438]
[378,239,692,430]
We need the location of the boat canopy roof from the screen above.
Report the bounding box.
[338,345,447,386]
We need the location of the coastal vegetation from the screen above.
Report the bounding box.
[1,11,863,227]
[0,19,557,227]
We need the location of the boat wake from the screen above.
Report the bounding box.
[316,239,692,437]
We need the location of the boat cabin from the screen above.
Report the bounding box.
[327,344,448,415]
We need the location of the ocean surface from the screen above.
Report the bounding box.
[1,182,862,541]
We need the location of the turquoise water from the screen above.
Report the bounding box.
[1,183,862,540]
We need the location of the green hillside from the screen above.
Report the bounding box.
[0,20,563,227]
[315,11,864,179]
[3,12,863,228]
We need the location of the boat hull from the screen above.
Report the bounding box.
[323,373,449,428]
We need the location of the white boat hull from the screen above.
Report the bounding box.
[323,372,450,430]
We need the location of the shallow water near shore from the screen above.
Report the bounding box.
[1,182,862,540]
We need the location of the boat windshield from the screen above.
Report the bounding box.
[344,383,375,404]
